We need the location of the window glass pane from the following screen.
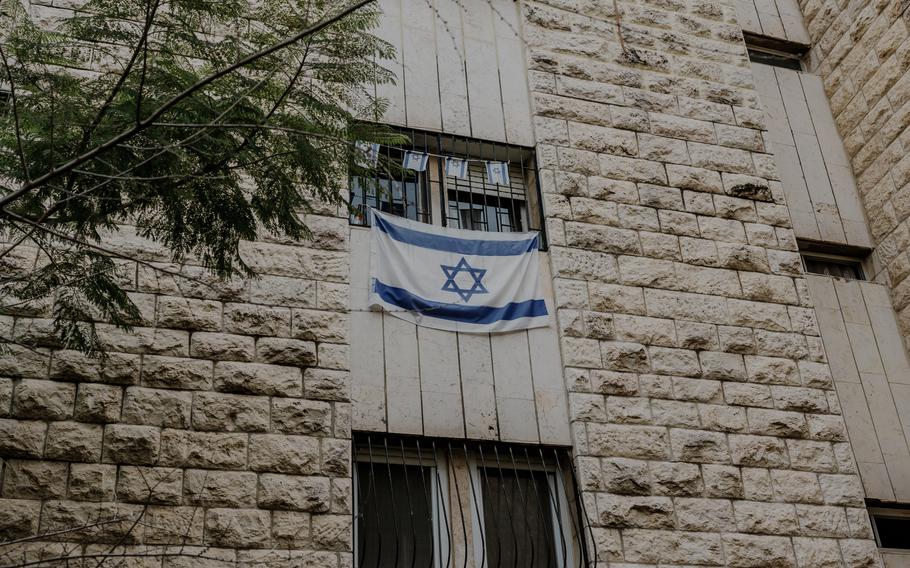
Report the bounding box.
[357,462,435,566]
[874,515,910,549]
[481,468,558,568]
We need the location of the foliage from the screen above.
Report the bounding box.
[0,0,403,352]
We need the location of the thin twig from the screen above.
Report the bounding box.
[0,42,29,181]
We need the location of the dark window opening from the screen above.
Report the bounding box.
[803,255,865,280]
[356,460,435,567]
[480,467,559,568]
[744,32,808,69]
[870,508,910,549]
[747,48,802,70]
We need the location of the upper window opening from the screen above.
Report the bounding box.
[744,32,807,69]
[802,254,865,280]
[349,127,543,241]
[869,506,910,549]
[353,433,591,568]
[798,242,869,280]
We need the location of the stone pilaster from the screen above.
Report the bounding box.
[523,0,881,564]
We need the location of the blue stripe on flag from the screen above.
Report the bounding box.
[373,213,538,256]
[374,281,548,323]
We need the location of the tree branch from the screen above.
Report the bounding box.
[0,42,29,181]
[0,0,376,211]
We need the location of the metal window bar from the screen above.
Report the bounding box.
[348,127,548,250]
[353,433,595,568]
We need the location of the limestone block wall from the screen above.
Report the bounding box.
[0,210,352,566]
[798,0,910,341]
[523,0,881,564]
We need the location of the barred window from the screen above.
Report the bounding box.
[348,128,544,244]
[353,434,592,568]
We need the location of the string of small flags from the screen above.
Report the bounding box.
[354,141,511,186]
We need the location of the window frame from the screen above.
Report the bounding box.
[800,251,867,280]
[353,444,451,568]
[467,456,577,568]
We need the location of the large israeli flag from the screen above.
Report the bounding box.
[369,209,550,333]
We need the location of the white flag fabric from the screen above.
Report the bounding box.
[354,141,379,168]
[369,209,549,333]
[402,150,429,171]
[445,157,469,179]
[486,161,510,185]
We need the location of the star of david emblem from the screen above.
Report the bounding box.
[440,257,488,302]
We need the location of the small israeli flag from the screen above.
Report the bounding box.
[402,150,429,172]
[368,209,549,333]
[445,157,469,179]
[354,141,379,168]
[486,161,510,185]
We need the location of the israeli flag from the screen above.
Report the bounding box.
[402,150,429,172]
[354,141,379,168]
[445,156,469,179]
[369,209,549,333]
[486,161,510,185]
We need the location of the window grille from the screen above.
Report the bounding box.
[348,128,545,246]
[353,433,594,568]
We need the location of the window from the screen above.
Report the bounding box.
[869,506,910,549]
[802,255,864,279]
[353,434,592,568]
[354,436,448,567]
[472,459,574,567]
[348,127,543,242]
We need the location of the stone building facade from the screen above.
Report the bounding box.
[2,0,910,567]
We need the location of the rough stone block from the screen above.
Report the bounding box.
[141,355,213,390]
[116,466,183,504]
[0,418,46,458]
[68,463,117,501]
[45,421,102,462]
[214,362,302,397]
[183,469,258,507]
[675,497,735,531]
[159,430,247,470]
[13,379,75,420]
[223,303,291,337]
[0,498,40,541]
[271,399,332,436]
[50,350,140,384]
[730,434,789,467]
[156,296,222,331]
[1,459,68,499]
[249,434,320,475]
[733,501,799,535]
[121,387,192,428]
[103,424,160,465]
[190,332,255,362]
[303,369,349,402]
[588,424,670,459]
[74,383,123,423]
[670,428,730,463]
[191,392,269,432]
[722,533,796,568]
[255,338,317,367]
[291,310,347,342]
[596,494,675,528]
[257,474,330,512]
